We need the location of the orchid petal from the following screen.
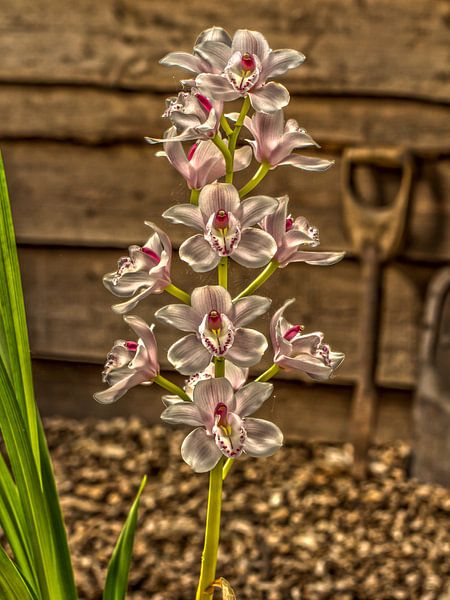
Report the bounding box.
[224,362,249,390]
[250,82,290,114]
[233,295,271,327]
[94,372,144,405]
[191,285,233,317]
[233,145,253,171]
[260,195,289,245]
[232,30,270,59]
[198,183,240,219]
[154,304,199,332]
[284,250,346,266]
[161,402,204,427]
[181,428,222,473]
[244,418,283,457]
[159,52,205,73]
[240,195,279,227]
[167,334,212,375]
[124,316,159,369]
[111,286,156,314]
[270,298,295,350]
[194,40,233,70]
[235,382,273,417]
[232,229,277,268]
[195,27,232,47]
[163,204,205,230]
[262,49,305,78]
[278,154,334,171]
[275,353,335,380]
[103,271,154,297]
[225,328,268,367]
[179,235,220,272]
[196,73,240,101]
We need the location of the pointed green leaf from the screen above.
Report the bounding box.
[0,152,40,474]
[103,476,147,600]
[0,546,36,600]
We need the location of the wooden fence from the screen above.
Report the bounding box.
[1,0,449,441]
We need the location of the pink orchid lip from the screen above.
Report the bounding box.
[187,142,199,161]
[196,93,213,113]
[285,216,294,231]
[207,310,223,330]
[283,324,304,341]
[125,341,138,352]
[214,402,228,426]
[141,247,161,264]
[241,52,256,72]
[213,209,229,230]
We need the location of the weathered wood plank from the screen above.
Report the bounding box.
[4,142,449,261]
[0,0,448,102]
[33,359,413,443]
[19,246,431,388]
[0,87,449,156]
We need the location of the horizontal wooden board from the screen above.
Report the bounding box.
[0,87,449,156]
[4,141,450,261]
[0,1,449,102]
[33,359,413,443]
[19,246,432,388]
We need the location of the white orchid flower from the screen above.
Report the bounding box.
[156,127,252,190]
[145,89,222,144]
[161,378,283,472]
[194,29,305,113]
[260,196,345,267]
[163,182,278,272]
[228,109,334,171]
[270,299,345,380]
[156,285,270,375]
[102,222,172,314]
[94,316,160,404]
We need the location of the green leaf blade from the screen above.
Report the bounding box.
[103,476,147,600]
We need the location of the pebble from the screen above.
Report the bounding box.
[26,417,450,600]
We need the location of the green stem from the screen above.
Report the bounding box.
[228,96,251,157]
[212,134,233,183]
[214,356,225,378]
[195,459,224,600]
[220,114,233,137]
[239,162,270,198]
[190,188,200,205]
[222,458,234,480]
[165,283,191,304]
[233,259,279,301]
[153,374,191,401]
[255,363,280,383]
[218,257,228,289]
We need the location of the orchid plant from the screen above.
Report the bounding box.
[96,27,345,599]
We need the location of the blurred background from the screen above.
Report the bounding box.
[1,1,450,598]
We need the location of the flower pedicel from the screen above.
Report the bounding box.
[95,26,344,599]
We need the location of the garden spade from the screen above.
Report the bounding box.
[341,147,414,478]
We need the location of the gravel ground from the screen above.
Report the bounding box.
[40,416,450,599]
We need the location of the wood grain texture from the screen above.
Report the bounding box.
[0,87,449,156]
[4,142,449,261]
[19,246,432,388]
[0,0,449,102]
[32,360,413,443]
